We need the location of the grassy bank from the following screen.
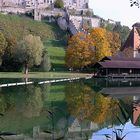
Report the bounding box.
[0,14,67,71]
[0,72,91,79]
[43,39,66,71]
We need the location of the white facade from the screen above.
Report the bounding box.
[21,0,53,8]
[64,0,89,9]
[0,0,89,9]
[0,0,53,8]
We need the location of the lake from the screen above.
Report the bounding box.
[0,78,140,140]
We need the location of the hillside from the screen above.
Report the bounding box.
[0,14,67,71]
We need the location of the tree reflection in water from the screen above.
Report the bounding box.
[22,86,43,118]
[1,79,140,139]
[65,81,115,125]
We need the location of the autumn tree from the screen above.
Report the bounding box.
[0,32,7,65]
[107,31,121,56]
[65,32,94,69]
[15,34,44,74]
[65,28,113,69]
[89,28,111,62]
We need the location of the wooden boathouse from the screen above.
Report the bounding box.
[93,57,140,78]
[92,23,140,78]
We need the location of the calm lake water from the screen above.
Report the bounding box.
[0,78,140,140]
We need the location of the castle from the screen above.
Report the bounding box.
[0,0,89,9]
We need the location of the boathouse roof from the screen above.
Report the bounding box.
[98,60,140,69]
[100,56,140,62]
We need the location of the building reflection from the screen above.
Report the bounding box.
[132,96,140,126]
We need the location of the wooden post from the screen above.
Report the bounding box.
[106,68,108,75]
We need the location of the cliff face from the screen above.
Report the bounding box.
[57,17,68,31]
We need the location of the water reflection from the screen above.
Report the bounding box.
[1,79,140,139]
[90,79,140,140]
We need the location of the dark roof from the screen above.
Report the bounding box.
[120,28,134,51]
[132,23,140,28]
[98,61,140,69]
[136,28,140,36]
[101,56,140,61]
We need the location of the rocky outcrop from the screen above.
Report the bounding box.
[57,17,68,31]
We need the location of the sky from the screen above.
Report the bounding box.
[89,0,140,28]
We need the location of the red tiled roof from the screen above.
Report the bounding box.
[99,60,140,68]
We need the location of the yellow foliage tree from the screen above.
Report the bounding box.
[89,28,112,62]
[107,31,121,56]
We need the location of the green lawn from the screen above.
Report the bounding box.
[43,39,67,71]
[0,72,91,79]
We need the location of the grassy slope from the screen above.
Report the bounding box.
[43,39,66,71]
[0,14,67,71]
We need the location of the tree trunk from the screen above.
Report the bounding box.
[24,63,28,75]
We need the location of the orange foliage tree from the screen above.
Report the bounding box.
[65,32,94,69]
[65,28,122,69]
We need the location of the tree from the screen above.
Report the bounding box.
[107,31,121,56]
[15,34,44,74]
[1,34,18,71]
[22,86,43,118]
[105,23,115,32]
[0,32,7,65]
[65,32,94,69]
[120,47,134,58]
[40,49,51,72]
[54,0,64,8]
[85,10,94,17]
[89,28,111,62]
[65,28,112,69]
[113,24,130,45]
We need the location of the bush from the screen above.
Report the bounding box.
[54,0,64,8]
